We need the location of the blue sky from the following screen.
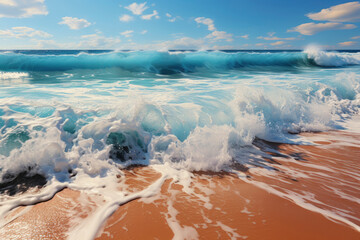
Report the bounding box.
[0,0,359,50]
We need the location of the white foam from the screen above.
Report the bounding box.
[68,168,168,240]
[0,72,29,80]
[305,47,360,67]
[216,221,247,240]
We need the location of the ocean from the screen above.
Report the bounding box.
[0,48,359,239]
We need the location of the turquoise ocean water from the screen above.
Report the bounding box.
[0,48,359,180]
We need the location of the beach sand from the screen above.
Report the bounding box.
[0,130,359,240]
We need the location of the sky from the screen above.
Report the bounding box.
[0,0,360,50]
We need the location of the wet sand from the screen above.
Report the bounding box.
[0,131,359,240]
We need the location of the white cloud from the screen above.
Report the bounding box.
[141,30,148,34]
[32,39,82,49]
[166,12,179,22]
[270,41,285,46]
[339,41,357,46]
[195,17,216,31]
[352,35,360,39]
[171,33,185,38]
[258,34,296,41]
[141,10,159,20]
[307,1,360,22]
[33,33,121,49]
[0,0,16,6]
[240,34,249,39]
[194,17,235,44]
[125,2,148,15]
[120,30,133,38]
[206,30,233,42]
[78,34,121,49]
[116,37,205,51]
[119,14,134,22]
[59,17,91,30]
[0,26,52,38]
[0,0,48,18]
[155,37,205,50]
[33,39,62,48]
[288,22,356,35]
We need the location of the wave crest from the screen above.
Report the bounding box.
[305,47,360,67]
[1,50,358,74]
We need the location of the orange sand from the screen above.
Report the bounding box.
[97,170,359,240]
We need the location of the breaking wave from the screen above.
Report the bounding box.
[0,49,359,74]
[0,71,359,180]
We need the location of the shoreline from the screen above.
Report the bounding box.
[0,129,359,239]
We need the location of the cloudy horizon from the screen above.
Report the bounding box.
[0,0,359,50]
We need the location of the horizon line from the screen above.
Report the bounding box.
[1,49,360,51]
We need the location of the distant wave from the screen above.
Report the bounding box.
[0,50,359,73]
